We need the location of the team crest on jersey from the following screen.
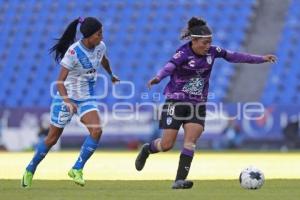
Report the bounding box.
[166,117,173,125]
[216,46,222,53]
[206,55,212,64]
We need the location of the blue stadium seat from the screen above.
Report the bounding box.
[262,0,300,104]
[0,0,256,107]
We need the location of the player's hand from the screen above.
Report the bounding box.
[147,77,160,89]
[111,74,120,84]
[263,55,277,63]
[65,101,77,114]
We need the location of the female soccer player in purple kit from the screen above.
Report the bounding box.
[135,17,277,189]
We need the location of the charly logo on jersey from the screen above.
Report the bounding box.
[188,60,196,68]
[173,51,184,59]
[206,55,212,64]
[166,117,173,125]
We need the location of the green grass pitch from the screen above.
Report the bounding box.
[1,151,300,199]
[1,179,300,200]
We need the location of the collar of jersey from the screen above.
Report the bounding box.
[79,40,95,52]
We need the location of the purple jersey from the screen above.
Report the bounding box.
[156,42,266,104]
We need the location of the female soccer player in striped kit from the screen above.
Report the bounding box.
[21,17,119,188]
[135,17,277,189]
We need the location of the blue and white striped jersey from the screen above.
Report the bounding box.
[60,40,106,100]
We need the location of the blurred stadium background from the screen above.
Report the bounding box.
[0,0,300,156]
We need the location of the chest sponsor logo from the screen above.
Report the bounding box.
[83,68,97,81]
[74,46,93,69]
[182,77,205,95]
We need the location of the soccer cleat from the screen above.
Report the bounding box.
[172,180,194,189]
[21,170,33,188]
[135,143,150,171]
[68,169,85,186]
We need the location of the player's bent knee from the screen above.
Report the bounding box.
[161,141,174,152]
[90,127,102,140]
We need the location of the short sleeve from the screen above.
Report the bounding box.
[100,41,107,53]
[60,48,77,70]
[97,41,107,61]
[169,50,187,67]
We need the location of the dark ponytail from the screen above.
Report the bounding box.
[181,17,212,40]
[50,17,102,63]
[50,18,80,63]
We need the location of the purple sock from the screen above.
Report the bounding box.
[175,148,194,181]
[181,148,194,157]
[149,140,159,153]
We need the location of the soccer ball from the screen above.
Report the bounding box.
[239,166,265,189]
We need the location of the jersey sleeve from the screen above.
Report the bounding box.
[99,41,107,60]
[212,46,227,58]
[156,62,176,81]
[212,46,265,63]
[169,50,188,67]
[101,41,107,53]
[60,47,77,70]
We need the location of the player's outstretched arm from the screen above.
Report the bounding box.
[222,48,277,64]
